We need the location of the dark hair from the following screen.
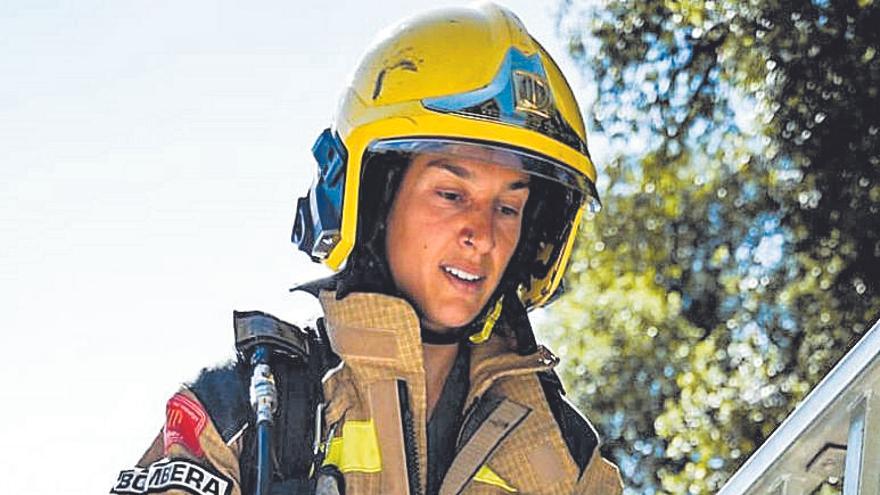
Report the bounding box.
[334,151,408,298]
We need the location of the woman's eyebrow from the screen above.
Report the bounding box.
[427,160,471,179]
[508,178,530,190]
[427,160,530,190]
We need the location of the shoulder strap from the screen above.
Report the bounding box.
[440,397,531,495]
[187,360,251,444]
[242,317,340,492]
[205,310,338,494]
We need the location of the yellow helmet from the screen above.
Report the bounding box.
[293,2,599,309]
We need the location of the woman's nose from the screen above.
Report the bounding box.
[459,205,495,253]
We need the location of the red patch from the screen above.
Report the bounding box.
[163,393,208,458]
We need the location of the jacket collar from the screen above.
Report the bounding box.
[316,289,558,403]
[466,332,559,409]
[318,289,425,378]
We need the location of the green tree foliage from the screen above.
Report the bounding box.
[541,0,880,492]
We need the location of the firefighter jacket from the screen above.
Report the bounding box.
[110,289,623,495]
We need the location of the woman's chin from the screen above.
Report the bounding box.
[420,311,479,335]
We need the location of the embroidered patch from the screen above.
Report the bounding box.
[110,459,232,495]
[164,393,208,457]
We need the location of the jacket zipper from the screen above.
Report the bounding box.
[397,379,423,495]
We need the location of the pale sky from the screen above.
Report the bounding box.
[0,1,599,492]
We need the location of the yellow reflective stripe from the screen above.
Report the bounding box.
[473,464,517,493]
[322,419,382,473]
[470,297,504,344]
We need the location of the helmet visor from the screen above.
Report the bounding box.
[366,137,601,213]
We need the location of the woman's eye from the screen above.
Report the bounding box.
[437,190,462,201]
[499,205,521,217]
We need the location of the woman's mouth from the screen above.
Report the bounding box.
[440,264,485,291]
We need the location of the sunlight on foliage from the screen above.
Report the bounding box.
[540,0,880,492]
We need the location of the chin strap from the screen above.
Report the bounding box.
[469,297,504,344]
[420,295,505,345]
[469,291,537,355]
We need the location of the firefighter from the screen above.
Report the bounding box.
[110,4,623,494]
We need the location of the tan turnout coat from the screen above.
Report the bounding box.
[130,290,623,495]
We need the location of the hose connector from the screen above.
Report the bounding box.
[250,362,277,425]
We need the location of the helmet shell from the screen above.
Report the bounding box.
[294,2,597,308]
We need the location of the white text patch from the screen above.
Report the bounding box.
[111,459,232,495]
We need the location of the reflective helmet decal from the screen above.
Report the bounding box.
[423,47,589,157]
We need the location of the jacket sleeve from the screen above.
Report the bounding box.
[110,383,248,495]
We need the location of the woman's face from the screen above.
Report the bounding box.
[385,149,530,333]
